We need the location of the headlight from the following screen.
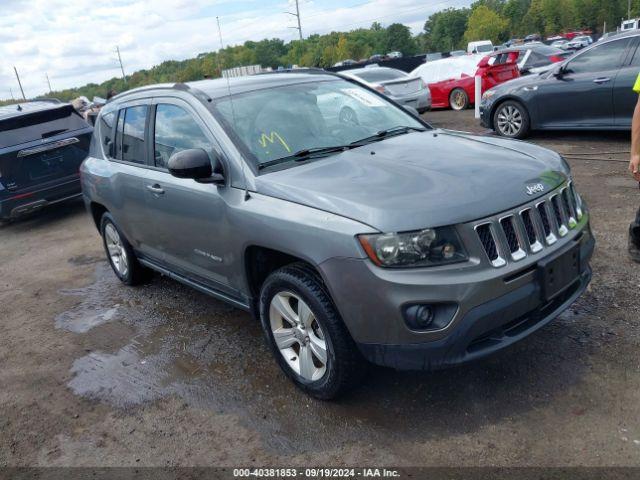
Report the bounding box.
[481,89,496,101]
[358,226,468,268]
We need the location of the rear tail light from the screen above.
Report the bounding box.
[549,55,564,63]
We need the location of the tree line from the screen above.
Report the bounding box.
[1,0,635,105]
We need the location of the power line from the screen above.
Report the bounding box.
[45,73,52,93]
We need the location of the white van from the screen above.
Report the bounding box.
[467,40,494,54]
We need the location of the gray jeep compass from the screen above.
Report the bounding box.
[81,71,594,399]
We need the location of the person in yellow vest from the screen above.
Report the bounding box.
[629,75,640,262]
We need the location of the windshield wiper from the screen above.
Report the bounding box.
[258,145,352,170]
[351,125,426,147]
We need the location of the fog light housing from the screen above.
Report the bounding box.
[404,304,435,330]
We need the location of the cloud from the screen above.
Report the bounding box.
[0,0,472,99]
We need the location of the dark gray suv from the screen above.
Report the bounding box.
[81,72,594,399]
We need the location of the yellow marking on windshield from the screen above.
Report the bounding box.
[258,131,291,153]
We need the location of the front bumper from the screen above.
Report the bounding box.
[320,202,594,370]
[479,99,494,128]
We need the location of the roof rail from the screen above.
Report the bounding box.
[106,81,212,104]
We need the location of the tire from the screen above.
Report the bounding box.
[100,212,150,286]
[449,88,469,111]
[259,263,366,400]
[493,100,530,139]
[339,106,359,125]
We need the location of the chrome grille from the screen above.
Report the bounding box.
[475,182,583,267]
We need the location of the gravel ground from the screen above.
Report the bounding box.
[1,109,639,468]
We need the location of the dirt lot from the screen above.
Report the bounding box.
[1,109,640,468]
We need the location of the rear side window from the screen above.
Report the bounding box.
[153,104,213,169]
[100,111,115,156]
[567,38,632,74]
[116,106,147,164]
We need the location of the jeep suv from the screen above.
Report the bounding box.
[81,72,594,399]
[0,100,92,220]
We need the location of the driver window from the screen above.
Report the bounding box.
[154,104,213,169]
[566,38,631,74]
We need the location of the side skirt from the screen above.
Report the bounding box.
[137,257,251,312]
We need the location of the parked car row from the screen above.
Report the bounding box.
[333,51,402,67]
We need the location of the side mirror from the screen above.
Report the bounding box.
[553,65,565,78]
[168,148,224,184]
[403,105,420,118]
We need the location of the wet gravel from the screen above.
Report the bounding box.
[1,109,640,467]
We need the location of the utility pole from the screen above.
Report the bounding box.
[116,46,127,83]
[13,66,26,100]
[286,0,303,41]
[45,73,52,93]
[629,0,632,20]
[9,88,15,101]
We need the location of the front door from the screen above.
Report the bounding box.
[534,37,633,128]
[614,37,640,127]
[141,99,240,298]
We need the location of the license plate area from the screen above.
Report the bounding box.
[538,243,581,301]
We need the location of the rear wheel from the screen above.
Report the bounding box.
[100,213,150,285]
[449,88,469,111]
[259,264,366,400]
[493,100,530,139]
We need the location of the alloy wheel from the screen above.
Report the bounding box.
[269,291,328,382]
[104,223,129,278]
[451,90,467,110]
[496,105,523,136]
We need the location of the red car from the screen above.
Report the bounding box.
[412,52,520,110]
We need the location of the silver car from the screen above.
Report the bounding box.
[340,66,431,113]
[81,71,594,399]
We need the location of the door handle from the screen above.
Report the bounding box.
[146,184,165,195]
[593,77,611,84]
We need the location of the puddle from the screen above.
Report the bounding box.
[59,263,597,454]
[55,263,133,333]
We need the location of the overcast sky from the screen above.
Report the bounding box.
[0,0,472,100]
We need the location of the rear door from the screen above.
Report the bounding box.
[613,36,640,127]
[534,37,633,128]
[108,102,156,251]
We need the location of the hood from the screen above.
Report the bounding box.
[255,130,568,232]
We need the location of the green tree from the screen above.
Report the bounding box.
[423,8,470,51]
[384,23,417,55]
[464,5,510,44]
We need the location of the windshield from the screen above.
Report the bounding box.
[213,79,425,168]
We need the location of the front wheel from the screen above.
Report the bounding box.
[259,264,366,400]
[493,100,530,139]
